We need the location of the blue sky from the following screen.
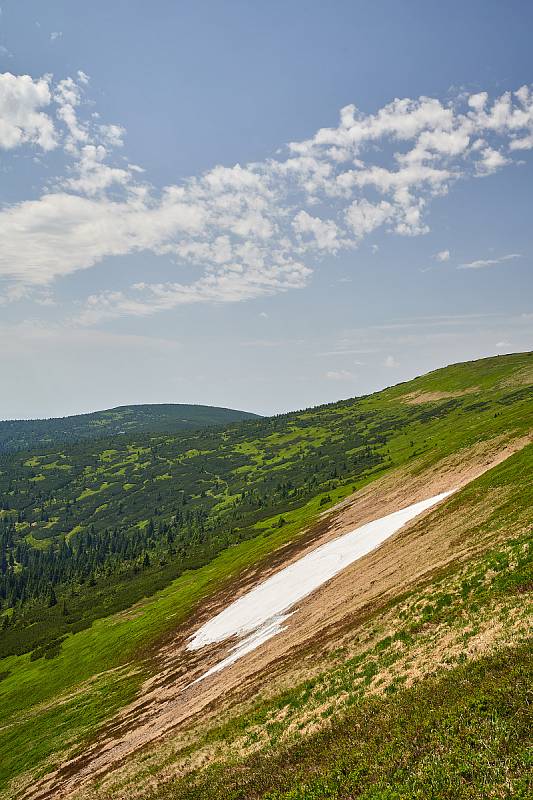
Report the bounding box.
[0,0,532,418]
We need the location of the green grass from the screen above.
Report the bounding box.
[155,643,532,800]
[0,487,343,794]
[76,481,112,500]
[0,666,141,790]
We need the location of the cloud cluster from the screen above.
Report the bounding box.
[1,74,533,320]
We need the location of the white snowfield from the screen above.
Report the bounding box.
[187,490,454,684]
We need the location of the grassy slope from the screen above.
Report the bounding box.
[156,645,532,800]
[0,353,532,796]
[139,443,532,800]
[0,403,261,453]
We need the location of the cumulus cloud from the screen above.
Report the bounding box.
[99,123,125,147]
[345,199,393,237]
[0,72,56,150]
[476,146,509,174]
[457,253,522,270]
[1,75,533,320]
[292,210,342,251]
[64,144,131,194]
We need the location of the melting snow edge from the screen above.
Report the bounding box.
[186,490,454,684]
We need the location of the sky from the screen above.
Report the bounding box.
[0,0,532,419]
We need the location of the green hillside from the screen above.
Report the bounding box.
[0,403,261,454]
[0,352,531,800]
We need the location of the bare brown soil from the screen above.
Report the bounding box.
[400,387,479,404]
[24,435,531,800]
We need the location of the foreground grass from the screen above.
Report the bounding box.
[149,642,533,800]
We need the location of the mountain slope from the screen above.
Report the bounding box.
[1,353,531,661]
[0,403,261,453]
[0,352,531,800]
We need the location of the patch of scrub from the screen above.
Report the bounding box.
[187,491,454,683]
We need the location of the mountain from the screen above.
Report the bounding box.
[0,352,531,800]
[0,403,261,453]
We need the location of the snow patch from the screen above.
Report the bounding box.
[187,491,454,683]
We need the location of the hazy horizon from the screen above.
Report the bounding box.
[2,349,531,422]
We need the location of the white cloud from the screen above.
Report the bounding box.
[468,92,488,112]
[476,146,509,175]
[345,199,392,237]
[0,191,207,284]
[1,76,533,320]
[54,76,89,147]
[384,355,399,367]
[509,133,533,150]
[99,123,125,147]
[50,31,62,41]
[325,369,354,380]
[292,210,342,251]
[457,253,522,270]
[64,144,131,194]
[79,258,311,324]
[0,72,56,150]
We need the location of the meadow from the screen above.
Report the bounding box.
[0,353,531,797]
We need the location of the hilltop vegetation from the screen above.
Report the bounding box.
[0,352,531,799]
[0,403,260,454]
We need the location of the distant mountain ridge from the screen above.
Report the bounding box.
[0,403,261,453]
